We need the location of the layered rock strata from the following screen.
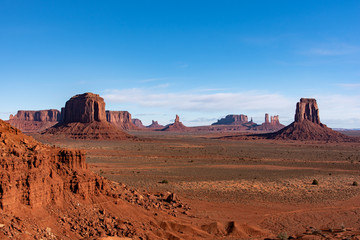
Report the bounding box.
[106,111,138,130]
[161,115,189,131]
[266,98,355,141]
[45,93,130,139]
[7,110,60,132]
[212,114,248,125]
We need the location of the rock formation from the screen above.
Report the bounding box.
[45,93,130,140]
[161,115,189,132]
[7,110,61,132]
[106,110,138,130]
[147,120,164,129]
[265,113,270,124]
[132,118,145,128]
[266,98,356,141]
[0,120,224,239]
[62,93,106,123]
[295,98,320,124]
[255,113,284,132]
[212,114,248,125]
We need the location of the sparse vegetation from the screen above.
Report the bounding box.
[277,231,288,240]
[159,179,169,184]
[353,181,358,186]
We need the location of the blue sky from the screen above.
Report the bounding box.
[1,1,359,127]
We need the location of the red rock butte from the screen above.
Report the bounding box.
[62,92,106,123]
[45,93,131,140]
[295,98,320,124]
[266,98,356,142]
[161,115,189,132]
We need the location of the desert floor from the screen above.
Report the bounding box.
[34,131,360,238]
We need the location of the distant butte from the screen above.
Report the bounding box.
[7,110,60,133]
[212,114,248,125]
[45,93,131,140]
[106,110,138,130]
[265,98,357,141]
[161,115,189,132]
[147,120,164,129]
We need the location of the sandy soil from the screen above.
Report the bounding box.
[33,131,360,238]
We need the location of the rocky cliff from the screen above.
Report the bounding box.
[45,93,130,140]
[212,114,248,125]
[266,98,355,141]
[256,113,284,131]
[295,98,320,124]
[106,111,138,130]
[0,120,218,239]
[62,93,106,123]
[161,115,189,132]
[7,110,60,133]
[147,120,164,129]
[132,118,145,128]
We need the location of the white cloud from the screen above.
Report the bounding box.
[336,83,360,89]
[103,88,294,113]
[301,43,359,56]
[102,88,360,128]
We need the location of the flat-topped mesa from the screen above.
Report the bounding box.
[295,98,320,124]
[62,92,106,123]
[106,110,138,130]
[45,93,131,140]
[7,110,61,133]
[212,114,248,125]
[10,110,60,122]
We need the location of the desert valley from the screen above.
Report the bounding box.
[0,92,359,239]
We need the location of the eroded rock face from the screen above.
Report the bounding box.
[265,113,270,124]
[147,120,164,129]
[62,93,106,123]
[161,115,189,132]
[295,98,320,124]
[212,114,248,125]
[9,110,60,122]
[106,111,137,130]
[132,118,145,128]
[271,115,280,125]
[45,93,131,140]
[0,120,90,210]
[7,110,61,132]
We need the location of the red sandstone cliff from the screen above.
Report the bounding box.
[132,118,145,128]
[106,110,138,130]
[45,93,130,140]
[7,110,60,133]
[0,120,216,239]
[267,98,356,141]
[256,113,285,132]
[212,114,248,125]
